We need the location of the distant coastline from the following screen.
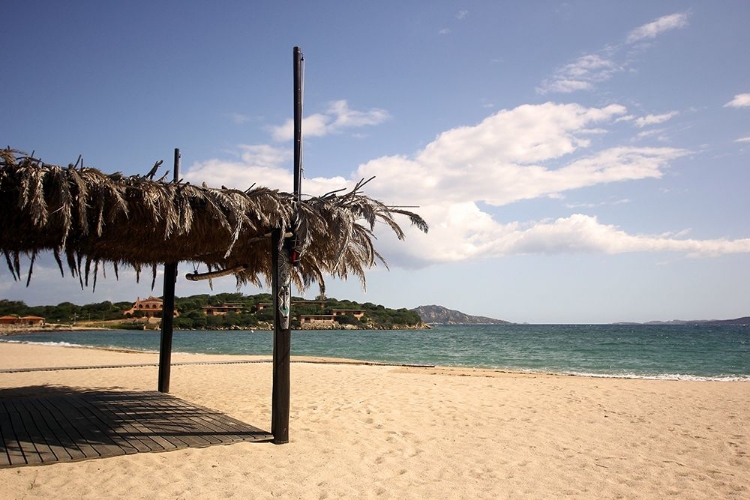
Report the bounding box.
[613,316,750,327]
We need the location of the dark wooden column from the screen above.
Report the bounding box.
[271,46,303,444]
[158,148,180,393]
[271,228,292,443]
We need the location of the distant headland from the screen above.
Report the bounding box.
[411,305,511,325]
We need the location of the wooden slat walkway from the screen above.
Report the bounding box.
[0,388,273,468]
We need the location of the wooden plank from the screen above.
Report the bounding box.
[26,397,86,461]
[86,392,165,453]
[166,397,271,443]
[157,396,230,444]
[71,394,139,455]
[114,392,190,450]
[37,396,101,459]
[6,399,57,464]
[0,400,22,466]
[143,393,215,448]
[4,400,42,465]
[104,391,178,451]
[170,403,244,443]
[15,397,72,462]
[58,397,126,459]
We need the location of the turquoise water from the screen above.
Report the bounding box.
[2,324,748,381]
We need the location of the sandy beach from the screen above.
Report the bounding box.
[1,342,748,499]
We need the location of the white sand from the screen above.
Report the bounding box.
[1,342,748,499]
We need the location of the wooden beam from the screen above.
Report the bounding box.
[158,148,181,393]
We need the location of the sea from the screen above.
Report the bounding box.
[2,324,749,381]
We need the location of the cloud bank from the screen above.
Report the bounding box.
[185,100,750,266]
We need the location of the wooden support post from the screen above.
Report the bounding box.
[271,227,291,443]
[158,148,180,393]
[271,46,303,444]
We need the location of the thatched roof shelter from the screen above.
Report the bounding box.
[0,149,427,291]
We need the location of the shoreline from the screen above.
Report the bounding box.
[1,338,747,382]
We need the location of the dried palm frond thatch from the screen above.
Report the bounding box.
[0,149,427,292]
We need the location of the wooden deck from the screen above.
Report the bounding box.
[0,387,273,468]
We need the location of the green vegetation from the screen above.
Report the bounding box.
[0,299,132,323]
[0,294,424,330]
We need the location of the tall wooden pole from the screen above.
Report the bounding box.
[271,227,291,443]
[158,148,180,393]
[293,46,303,202]
[272,47,303,444]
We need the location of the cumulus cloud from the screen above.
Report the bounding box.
[356,102,684,207]
[724,93,750,108]
[456,10,468,20]
[626,12,689,44]
[270,100,390,141]
[735,136,750,143]
[374,209,750,266]
[634,111,679,127]
[184,101,748,266]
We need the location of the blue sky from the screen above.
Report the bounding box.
[2,1,749,323]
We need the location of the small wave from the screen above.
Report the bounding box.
[1,339,85,348]
[0,339,156,353]
[421,362,750,381]
[558,370,750,382]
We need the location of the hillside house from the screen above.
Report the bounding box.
[123,296,179,318]
[203,304,244,316]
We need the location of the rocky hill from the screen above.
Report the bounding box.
[412,305,510,325]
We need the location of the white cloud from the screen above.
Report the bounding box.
[438,28,451,35]
[184,145,348,194]
[357,102,683,207]
[270,100,390,141]
[724,93,750,108]
[562,54,615,78]
[376,210,750,265]
[626,12,689,44]
[538,79,592,94]
[537,54,620,94]
[634,111,679,128]
[735,136,750,143]
[183,101,749,267]
[635,129,667,141]
[539,13,688,94]
[456,10,468,20]
[565,198,630,209]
